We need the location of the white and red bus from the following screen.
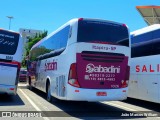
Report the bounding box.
[128,24,160,103]
[27,18,130,102]
[0,29,23,95]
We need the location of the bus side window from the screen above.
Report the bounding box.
[69,26,72,38]
[131,32,153,58]
[152,29,160,55]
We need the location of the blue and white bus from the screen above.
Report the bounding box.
[0,29,23,95]
[128,24,160,103]
[28,18,130,102]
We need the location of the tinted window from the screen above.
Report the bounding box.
[131,29,160,58]
[131,40,153,58]
[152,29,160,55]
[131,32,152,44]
[0,30,19,55]
[153,29,160,39]
[30,25,70,61]
[41,25,70,50]
[131,32,153,58]
[77,19,129,47]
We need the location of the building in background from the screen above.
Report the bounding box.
[19,28,42,58]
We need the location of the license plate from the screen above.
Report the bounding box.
[96,92,107,96]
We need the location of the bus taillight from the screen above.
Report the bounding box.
[126,66,130,80]
[68,63,80,88]
[121,66,130,88]
[9,88,15,91]
[78,18,83,21]
[121,80,129,88]
[12,61,21,70]
[122,24,127,27]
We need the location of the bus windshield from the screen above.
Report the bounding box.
[77,19,129,47]
[0,30,19,55]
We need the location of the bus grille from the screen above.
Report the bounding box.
[81,51,125,62]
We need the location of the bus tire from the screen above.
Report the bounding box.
[46,82,52,102]
[28,77,33,91]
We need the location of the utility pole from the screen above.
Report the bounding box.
[6,16,14,30]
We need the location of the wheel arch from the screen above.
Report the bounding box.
[45,76,51,93]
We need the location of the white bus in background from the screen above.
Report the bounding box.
[128,24,160,103]
[27,18,130,102]
[0,29,23,95]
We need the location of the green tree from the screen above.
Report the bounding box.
[22,30,48,67]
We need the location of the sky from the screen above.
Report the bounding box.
[0,0,159,34]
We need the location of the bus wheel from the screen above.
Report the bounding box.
[47,83,52,102]
[28,78,33,90]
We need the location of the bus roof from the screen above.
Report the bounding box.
[0,28,19,34]
[31,18,128,50]
[31,19,74,50]
[131,24,160,36]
